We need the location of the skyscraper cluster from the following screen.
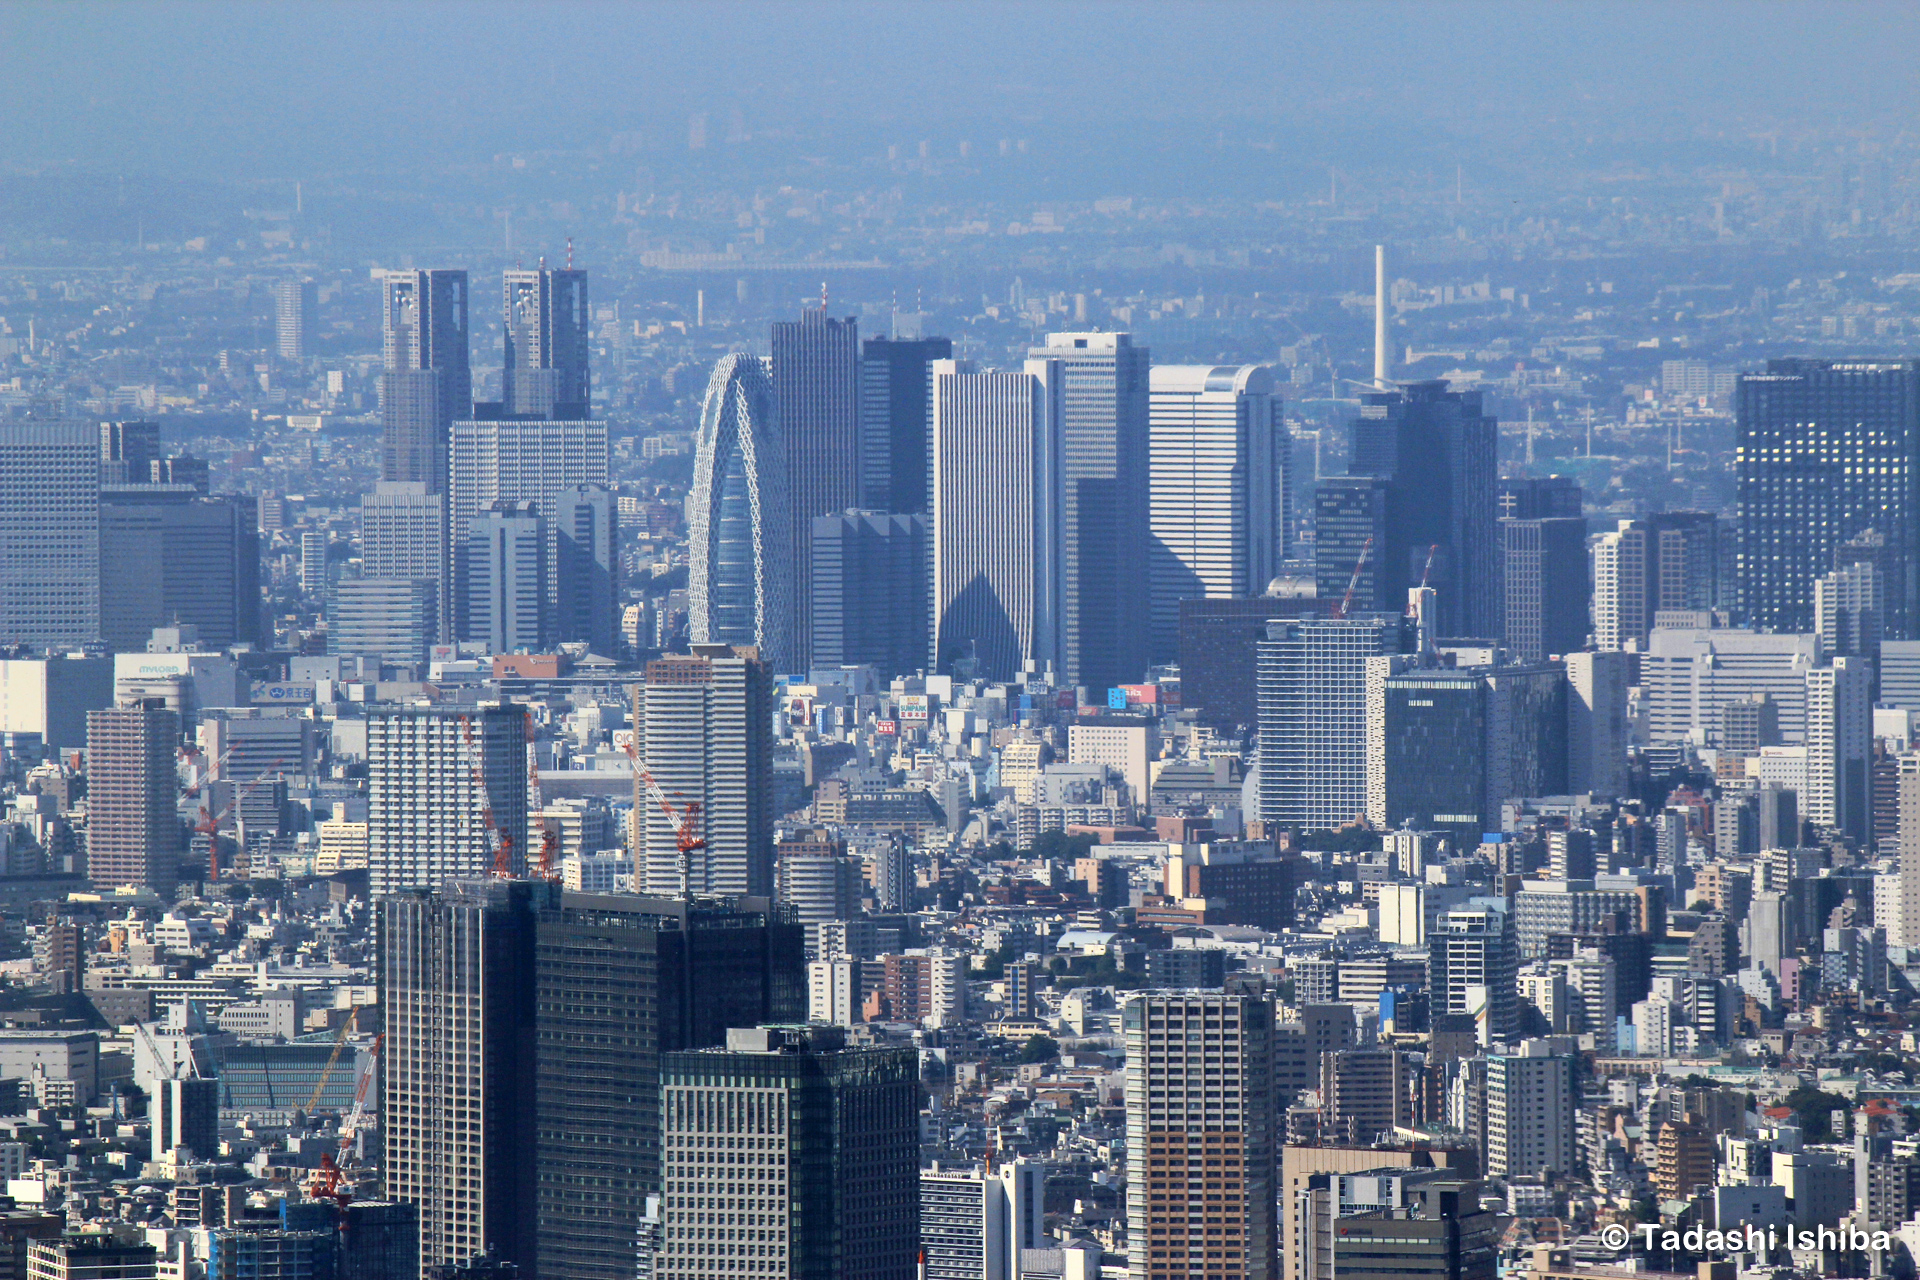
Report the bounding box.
[688,318,1289,692]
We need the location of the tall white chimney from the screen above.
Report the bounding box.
[1373,244,1388,389]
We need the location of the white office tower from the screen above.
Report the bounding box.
[1899,758,1920,952]
[1815,561,1883,658]
[1486,1043,1574,1178]
[930,360,1060,681]
[1548,949,1617,1051]
[466,500,547,654]
[1125,991,1276,1280]
[808,959,861,1027]
[1591,522,1648,651]
[921,1161,1048,1280]
[1804,657,1872,841]
[1639,626,1818,745]
[448,413,610,642]
[1146,365,1287,662]
[687,354,793,670]
[1564,651,1629,797]
[1883,640,1920,711]
[360,481,449,641]
[630,646,774,899]
[1026,332,1151,694]
[366,704,529,893]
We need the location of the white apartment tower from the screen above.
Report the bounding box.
[1147,365,1287,662]
[1486,1043,1574,1179]
[921,1161,1048,1280]
[366,704,529,894]
[1591,521,1648,651]
[629,646,774,899]
[1804,656,1872,841]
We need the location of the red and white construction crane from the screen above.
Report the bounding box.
[457,715,515,879]
[307,1033,382,1207]
[525,711,558,881]
[193,755,290,881]
[1337,537,1374,619]
[619,737,705,898]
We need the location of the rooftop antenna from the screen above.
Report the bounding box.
[566,237,574,270]
[821,280,828,310]
[1373,244,1389,389]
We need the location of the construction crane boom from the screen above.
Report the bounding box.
[308,1032,382,1207]
[619,737,706,898]
[195,755,291,881]
[301,1006,361,1114]
[1338,537,1373,619]
[525,711,557,881]
[458,715,515,879]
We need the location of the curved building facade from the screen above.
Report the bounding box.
[688,355,793,670]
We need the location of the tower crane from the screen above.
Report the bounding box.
[194,755,290,882]
[619,737,705,899]
[525,711,557,881]
[307,1033,382,1207]
[301,1006,362,1115]
[457,715,515,879]
[1337,537,1373,619]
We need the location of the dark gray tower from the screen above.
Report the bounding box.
[859,335,952,513]
[502,267,590,419]
[380,269,470,492]
[1499,477,1588,662]
[1738,359,1920,636]
[772,308,861,673]
[1346,381,1498,639]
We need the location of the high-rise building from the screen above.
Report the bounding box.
[1147,365,1287,662]
[360,481,448,643]
[379,880,545,1278]
[860,335,952,513]
[366,705,528,895]
[1815,560,1882,658]
[773,309,862,673]
[85,701,181,892]
[534,892,805,1280]
[1177,595,1326,732]
[151,1076,218,1162]
[1498,478,1586,662]
[448,414,609,642]
[1804,657,1872,842]
[919,1162,1047,1280]
[1125,991,1276,1280]
[775,833,864,924]
[1344,382,1498,638]
[688,354,792,671]
[273,280,317,362]
[659,1025,918,1280]
[379,269,471,492]
[1312,476,1393,615]
[551,484,619,655]
[1590,522,1647,652]
[26,1236,157,1280]
[99,487,261,651]
[811,511,928,677]
[466,500,547,655]
[1364,661,1567,846]
[1428,903,1518,1045]
[930,361,1058,681]
[1028,333,1152,692]
[1739,359,1920,636]
[328,578,435,666]
[1564,651,1629,797]
[1319,1049,1409,1146]
[98,420,160,485]
[0,423,99,646]
[1257,616,1404,833]
[629,647,774,899]
[1296,1168,1496,1280]
[1485,1043,1573,1178]
[501,267,590,419]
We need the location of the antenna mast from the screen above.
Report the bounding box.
[1373,245,1388,389]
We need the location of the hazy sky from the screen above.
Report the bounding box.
[4,0,1917,177]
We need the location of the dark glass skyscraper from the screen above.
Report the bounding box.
[1737,359,1920,636]
[1498,477,1587,662]
[535,893,805,1280]
[379,269,470,492]
[859,335,952,513]
[773,309,861,673]
[810,510,929,676]
[1344,381,1498,638]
